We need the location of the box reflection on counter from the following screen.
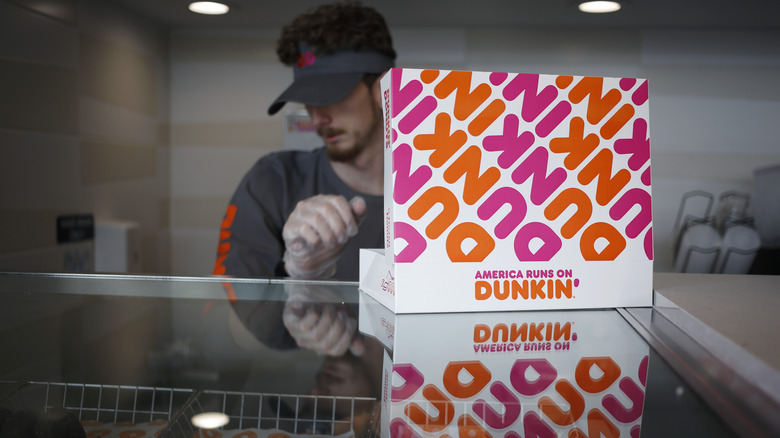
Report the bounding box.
[359,292,648,437]
[360,68,653,313]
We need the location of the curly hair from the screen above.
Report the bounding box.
[276,1,396,66]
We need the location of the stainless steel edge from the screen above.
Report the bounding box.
[617,306,780,438]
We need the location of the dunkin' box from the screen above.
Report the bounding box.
[359,68,653,312]
[358,292,649,437]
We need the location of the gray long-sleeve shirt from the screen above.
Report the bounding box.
[214,146,383,281]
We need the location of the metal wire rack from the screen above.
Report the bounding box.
[1,382,378,437]
[166,389,378,437]
[0,381,193,426]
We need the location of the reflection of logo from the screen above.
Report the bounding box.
[383,368,390,406]
[474,321,576,353]
[391,355,649,436]
[380,317,395,340]
[380,271,395,296]
[296,51,316,68]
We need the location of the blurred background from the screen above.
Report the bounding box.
[1,0,778,276]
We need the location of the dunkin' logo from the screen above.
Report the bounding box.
[384,88,393,150]
[390,354,648,436]
[387,69,652,266]
[474,268,581,301]
[296,51,316,68]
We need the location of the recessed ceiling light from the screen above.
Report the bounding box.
[578,1,622,13]
[188,1,230,15]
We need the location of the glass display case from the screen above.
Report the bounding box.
[0,272,778,437]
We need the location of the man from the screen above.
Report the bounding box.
[214,2,395,281]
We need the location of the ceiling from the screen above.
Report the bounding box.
[112,0,780,31]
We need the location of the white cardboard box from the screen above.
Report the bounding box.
[360,68,653,313]
[359,292,650,437]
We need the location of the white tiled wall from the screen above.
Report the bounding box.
[0,0,170,274]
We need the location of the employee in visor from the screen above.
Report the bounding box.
[214,1,395,282]
[216,2,395,357]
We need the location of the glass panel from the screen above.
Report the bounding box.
[0,272,775,437]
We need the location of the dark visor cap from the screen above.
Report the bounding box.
[268,47,395,115]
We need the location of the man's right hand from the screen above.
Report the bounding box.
[282,194,366,279]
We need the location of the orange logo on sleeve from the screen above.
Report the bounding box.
[213,204,237,275]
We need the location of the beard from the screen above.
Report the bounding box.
[326,142,361,163]
[321,128,359,163]
[323,104,383,163]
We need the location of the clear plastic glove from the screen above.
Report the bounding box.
[282,282,365,356]
[282,194,367,279]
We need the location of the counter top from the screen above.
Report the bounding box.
[1,271,778,437]
[654,272,780,373]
